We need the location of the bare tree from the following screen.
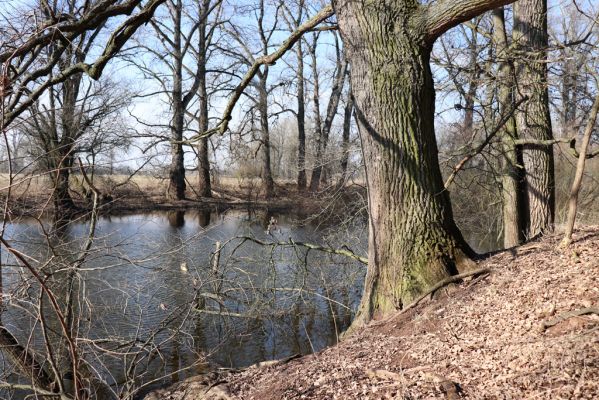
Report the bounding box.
[223,0,284,198]
[0,0,165,131]
[281,0,308,191]
[14,0,131,213]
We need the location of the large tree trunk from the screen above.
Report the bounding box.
[167,0,186,201]
[296,37,307,191]
[308,37,324,192]
[53,157,76,212]
[492,8,526,248]
[513,0,555,238]
[53,77,78,214]
[335,1,476,328]
[197,4,212,198]
[168,108,186,200]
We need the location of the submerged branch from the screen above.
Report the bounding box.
[236,235,367,265]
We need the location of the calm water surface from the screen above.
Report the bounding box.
[0,209,367,398]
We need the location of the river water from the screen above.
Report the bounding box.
[0,209,367,398]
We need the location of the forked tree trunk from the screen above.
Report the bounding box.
[335,1,477,327]
[309,51,347,191]
[513,0,555,238]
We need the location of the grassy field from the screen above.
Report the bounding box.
[0,172,303,204]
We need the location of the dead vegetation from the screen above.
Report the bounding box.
[0,173,359,217]
[147,227,599,399]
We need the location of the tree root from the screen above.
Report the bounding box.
[372,267,491,327]
[541,307,599,330]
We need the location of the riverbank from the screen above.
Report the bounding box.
[0,172,366,218]
[146,227,599,399]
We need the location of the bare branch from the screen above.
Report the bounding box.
[186,3,334,143]
[424,0,517,44]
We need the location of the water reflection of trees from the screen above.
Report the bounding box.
[0,209,365,398]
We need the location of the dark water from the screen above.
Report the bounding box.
[0,209,367,398]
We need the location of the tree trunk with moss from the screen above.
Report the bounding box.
[513,0,555,238]
[334,0,515,330]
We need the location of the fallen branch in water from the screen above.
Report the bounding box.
[236,236,368,264]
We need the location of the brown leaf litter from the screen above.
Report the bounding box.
[146,227,599,399]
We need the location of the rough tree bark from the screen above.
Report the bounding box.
[167,0,187,201]
[197,0,212,198]
[258,73,275,199]
[333,0,516,330]
[293,2,308,191]
[296,40,307,191]
[307,34,324,192]
[337,90,353,189]
[53,153,76,213]
[492,7,526,248]
[513,0,555,238]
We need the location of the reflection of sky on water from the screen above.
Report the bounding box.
[0,209,366,398]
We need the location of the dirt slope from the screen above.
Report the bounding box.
[148,227,599,399]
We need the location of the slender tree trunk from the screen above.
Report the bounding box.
[335,1,476,329]
[337,92,353,189]
[197,3,212,198]
[462,28,479,138]
[492,8,526,248]
[309,50,347,191]
[296,37,307,191]
[167,0,186,200]
[308,37,323,192]
[561,92,599,246]
[513,0,555,238]
[258,74,274,198]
